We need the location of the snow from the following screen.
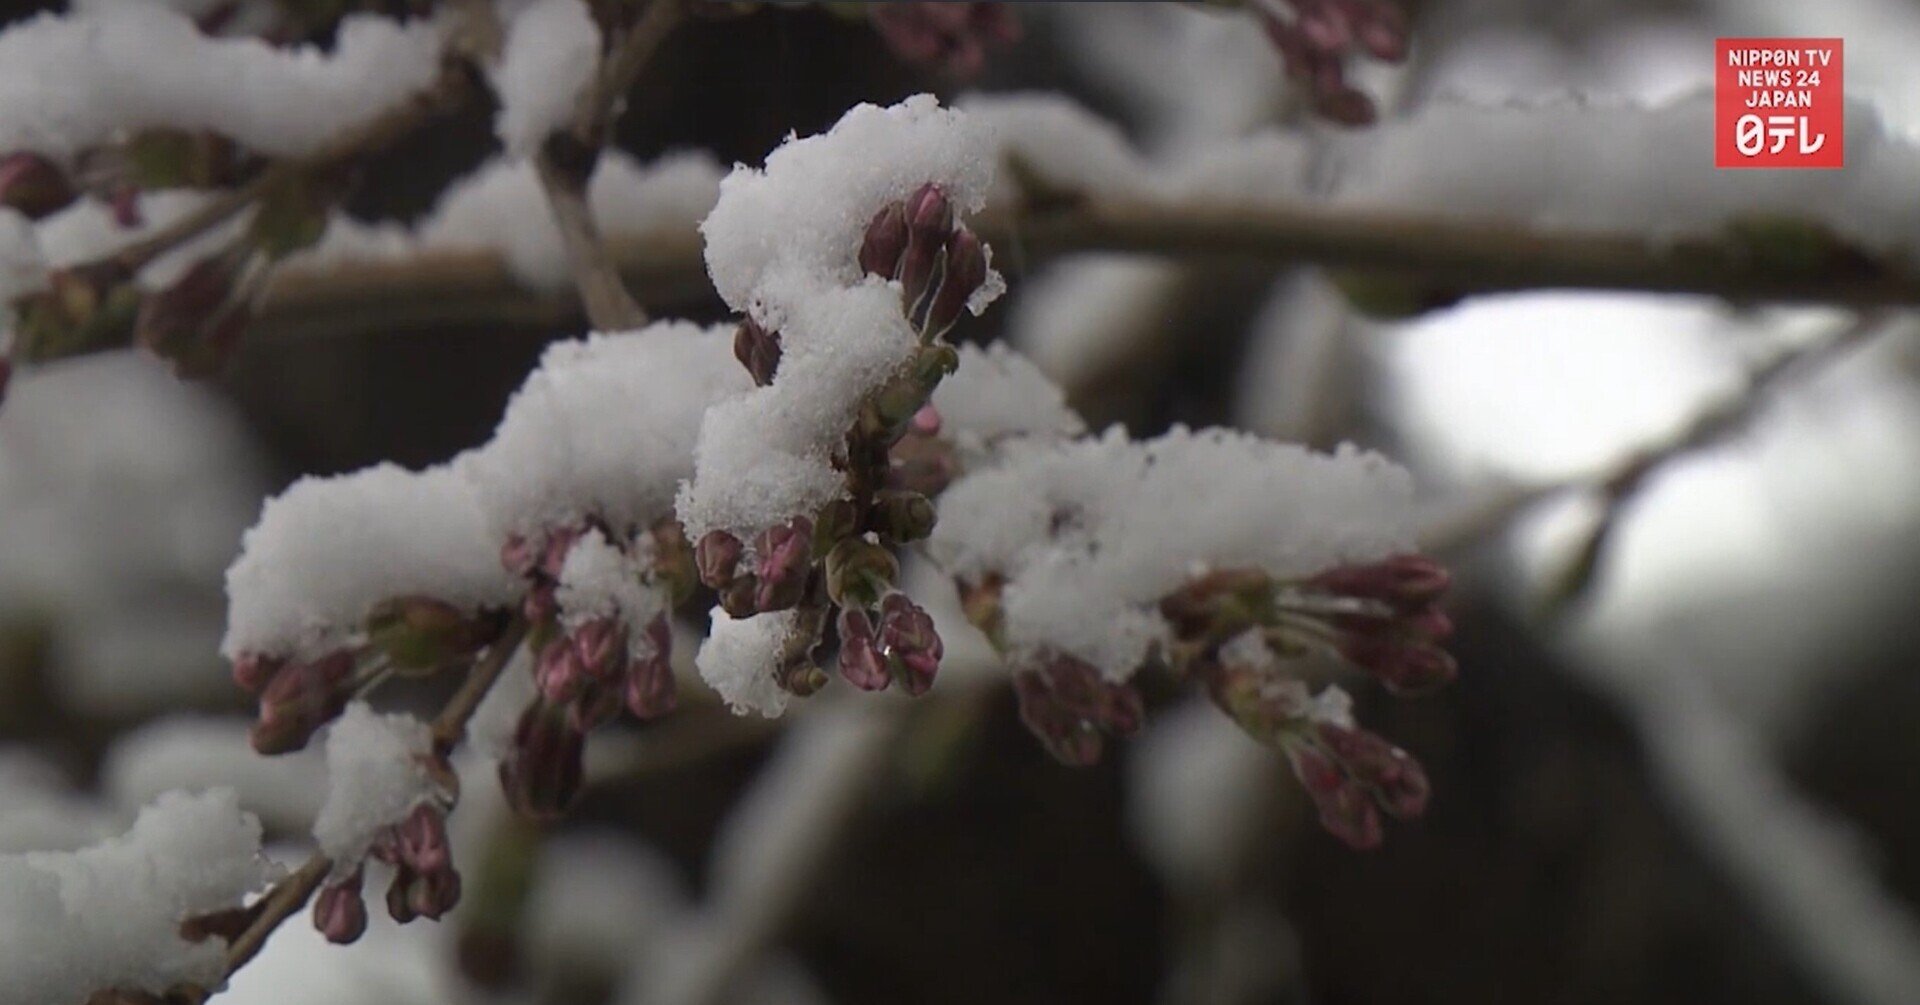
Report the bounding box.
[930,427,1416,677]
[223,460,519,661]
[680,96,1006,544]
[310,703,439,865]
[0,753,118,854]
[955,92,1149,205]
[929,341,1085,454]
[0,788,270,1004]
[492,0,601,159]
[554,528,666,636]
[296,149,722,293]
[0,4,448,162]
[103,717,327,834]
[696,608,799,718]
[463,321,751,539]
[0,210,44,304]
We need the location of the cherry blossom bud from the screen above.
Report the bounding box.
[649,520,698,605]
[825,537,899,609]
[860,202,910,278]
[250,650,353,755]
[230,652,283,695]
[0,152,75,219]
[1289,742,1385,850]
[566,681,623,732]
[922,227,987,338]
[910,404,942,437]
[396,804,452,875]
[1316,723,1429,820]
[720,574,759,618]
[888,434,959,496]
[753,517,814,612]
[624,652,676,719]
[898,183,952,310]
[313,871,369,945]
[956,575,1005,641]
[879,594,942,696]
[872,490,937,544]
[522,584,558,626]
[696,530,744,589]
[1337,635,1457,696]
[733,316,782,386]
[385,869,418,924]
[407,866,462,921]
[836,607,890,691]
[499,702,585,821]
[538,526,582,579]
[1310,554,1451,612]
[570,618,628,681]
[535,639,586,705]
[1013,670,1104,767]
[1013,654,1141,765]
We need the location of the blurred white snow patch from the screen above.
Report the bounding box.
[220,873,453,1005]
[0,354,262,714]
[0,788,270,1003]
[103,717,325,834]
[1128,700,1278,891]
[0,751,118,853]
[1234,271,1355,441]
[1007,255,1182,394]
[525,831,688,977]
[931,341,1085,456]
[492,0,601,159]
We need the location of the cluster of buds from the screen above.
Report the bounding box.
[867,2,1022,78]
[312,803,462,945]
[497,521,687,820]
[837,592,943,695]
[235,649,355,755]
[10,263,142,365]
[1299,554,1456,696]
[1011,653,1145,767]
[1247,0,1410,125]
[860,182,990,342]
[885,403,959,497]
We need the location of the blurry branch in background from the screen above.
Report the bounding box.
[1416,310,1907,606]
[245,197,1920,347]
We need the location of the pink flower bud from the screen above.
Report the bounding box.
[624,651,676,720]
[860,202,910,279]
[499,702,585,822]
[136,252,245,379]
[696,530,744,589]
[535,639,586,705]
[1318,723,1430,820]
[523,583,558,625]
[753,517,814,612]
[570,618,628,682]
[897,183,953,311]
[909,404,942,437]
[922,226,987,338]
[395,804,452,875]
[566,682,623,733]
[1284,742,1383,849]
[1338,636,1456,696]
[539,526,582,579]
[878,593,942,696]
[249,650,354,755]
[732,317,782,387]
[1310,554,1451,612]
[230,652,283,695]
[836,607,891,691]
[1012,655,1141,765]
[312,872,369,945]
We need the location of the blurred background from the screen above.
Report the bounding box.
[3,2,1919,1004]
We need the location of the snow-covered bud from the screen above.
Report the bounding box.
[878,593,942,696]
[733,316,782,387]
[230,652,283,695]
[250,650,354,755]
[136,251,249,379]
[0,152,75,219]
[366,595,496,674]
[624,617,676,719]
[752,517,814,612]
[313,872,369,945]
[500,534,539,577]
[887,432,959,497]
[872,490,937,544]
[825,537,899,609]
[1284,742,1384,849]
[836,606,890,691]
[1310,554,1450,613]
[860,202,910,278]
[1013,654,1139,765]
[538,526,583,580]
[869,3,1022,78]
[923,227,987,338]
[696,529,745,589]
[522,584,558,627]
[500,702,585,822]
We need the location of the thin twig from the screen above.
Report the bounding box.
[432,616,531,752]
[569,0,688,147]
[534,150,651,329]
[221,854,334,977]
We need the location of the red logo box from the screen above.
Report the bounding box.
[1715,38,1844,169]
